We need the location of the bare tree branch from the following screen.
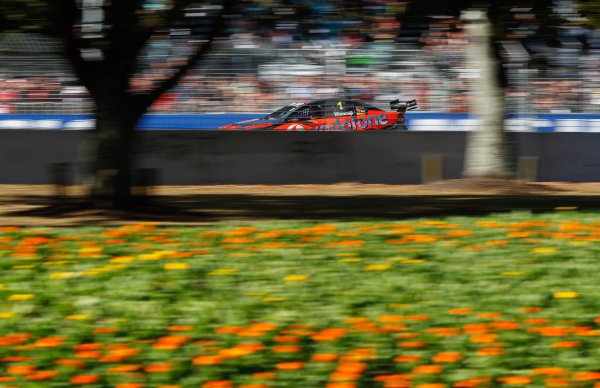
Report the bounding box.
[134,0,235,112]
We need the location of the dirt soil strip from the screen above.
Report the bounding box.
[0,180,599,226]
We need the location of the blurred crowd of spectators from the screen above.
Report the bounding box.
[1,0,600,115]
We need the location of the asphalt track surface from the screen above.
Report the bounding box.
[1,180,599,226]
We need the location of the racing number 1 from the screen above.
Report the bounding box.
[337,101,343,110]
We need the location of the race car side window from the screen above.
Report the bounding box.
[286,104,325,121]
[325,100,355,118]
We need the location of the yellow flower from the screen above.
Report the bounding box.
[110,256,135,263]
[553,292,579,299]
[339,258,363,263]
[284,275,309,282]
[164,263,189,270]
[80,246,103,253]
[554,206,578,210]
[364,264,392,271]
[401,259,425,264]
[0,312,15,318]
[208,269,238,275]
[51,272,74,279]
[101,264,127,271]
[66,314,91,320]
[389,303,411,309]
[262,297,285,302]
[501,272,524,276]
[8,294,34,301]
[532,248,557,253]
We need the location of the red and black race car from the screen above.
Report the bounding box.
[219,98,417,131]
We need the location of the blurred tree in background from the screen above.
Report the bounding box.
[0,0,582,205]
[2,0,234,208]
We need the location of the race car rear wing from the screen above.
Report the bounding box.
[390,99,418,113]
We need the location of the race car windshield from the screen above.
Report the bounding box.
[264,104,300,119]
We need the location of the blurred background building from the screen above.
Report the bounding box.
[0,0,599,116]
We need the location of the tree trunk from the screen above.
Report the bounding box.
[88,100,140,208]
[462,9,513,179]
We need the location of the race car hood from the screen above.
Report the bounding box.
[219,117,279,130]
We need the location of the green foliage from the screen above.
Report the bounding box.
[0,210,600,386]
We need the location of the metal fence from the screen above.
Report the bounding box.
[1,45,600,116]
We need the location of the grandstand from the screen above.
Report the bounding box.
[1,1,599,117]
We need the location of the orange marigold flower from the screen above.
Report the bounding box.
[115,384,144,388]
[192,355,223,365]
[6,365,36,375]
[324,240,365,247]
[478,312,503,319]
[107,364,142,374]
[202,380,233,388]
[312,353,339,362]
[168,325,194,331]
[416,384,446,388]
[214,326,243,334]
[252,372,276,379]
[469,333,498,343]
[330,372,360,381]
[249,322,278,331]
[378,315,403,323]
[54,359,85,368]
[491,320,520,330]
[531,368,570,376]
[397,341,427,348]
[486,240,509,246]
[0,356,34,362]
[394,355,422,363]
[272,345,301,353]
[373,374,414,382]
[551,341,580,348]
[524,318,550,325]
[433,352,463,363]
[276,362,304,370]
[145,364,172,373]
[34,337,65,348]
[75,350,102,359]
[384,382,412,388]
[413,365,443,374]
[274,335,300,342]
[521,307,543,313]
[425,327,461,337]
[462,324,490,334]
[74,343,103,351]
[24,370,59,380]
[448,308,475,315]
[447,230,473,236]
[476,348,504,356]
[93,327,119,333]
[395,333,420,339]
[238,385,272,388]
[572,372,600,381]
[70,374,100,384]
[337,362,367,374]
[544,377,572,387]
[327,383,356,388]
[453,377,492,387]
[497,376,533,385]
